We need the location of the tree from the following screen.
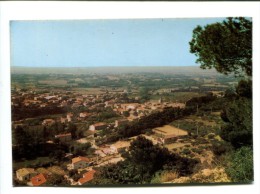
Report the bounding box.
[67,123,77,139]
[220,97,252,148]
[226,146,253,182]
[139,87,150,102]
[12,125,32,159]
[127,136,175,183]
[190,17,252,76]
[236,79,252,98]
[93,136,198,184]
[46,174,68,186]
[123,111,130,117]
[49,149,66,162]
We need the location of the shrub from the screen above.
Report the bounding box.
[207,133,215,139]
[151,170,179,183]
[226,146,253,183]
[211,141,232,156]
[182,148,191,155]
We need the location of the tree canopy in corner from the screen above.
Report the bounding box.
[190,17,252,77]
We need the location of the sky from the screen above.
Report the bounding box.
[10,18,225,67]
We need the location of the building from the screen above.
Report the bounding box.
[95,150,106,158]
[31,173,47,186]
[110,140,131,153]
[16,168,37,182]
[44,95,56,100]
[105,100,115,108]
[153,125,188,144]
[60,117,67,124]
[114,119,129,128]
[121,103,140,111]
[100,146,117,155]
[54,133,72,143]
[78,170,96,185]
[89,122,108,131]
[67,112,74,122]
[79,112,91,118]
[158,97,163,104]
[72,156,90,169]
[42,119,55,126]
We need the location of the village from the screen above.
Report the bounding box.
[10,66,238,186]
[12,85,193,186]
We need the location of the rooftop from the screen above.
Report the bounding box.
[72,156,90,164]
[153,125,188,137]
[111,140,131,149]
[31,173,47,186]
[78,170,96,184]
[16,168,36,177]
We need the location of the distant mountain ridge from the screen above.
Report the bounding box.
[11,66,218,76]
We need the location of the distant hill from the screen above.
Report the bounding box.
[11,66,218,76]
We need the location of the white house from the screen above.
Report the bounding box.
[89,122,108,131]
[16,168,37,182]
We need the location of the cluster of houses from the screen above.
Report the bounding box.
[12,88,185,124]
[16,166,64,186]
[12,88,188,186]
[16,156,96,186]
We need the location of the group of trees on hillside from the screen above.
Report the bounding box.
[12,122,84,161]
[190,17,253,182]
[98,105,198,145]
[93,136,198,184]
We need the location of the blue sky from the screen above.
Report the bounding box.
[11,18,225,67]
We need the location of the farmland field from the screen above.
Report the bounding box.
[153,125,188,136]
[38,79,68,85]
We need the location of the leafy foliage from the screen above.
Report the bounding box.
[93,136,198,184]
[190,17,252,76]
[236,79,252,98]
[46,174,69,186]
[118,107,191,139]
[220,97,252,148]
[226,146,253,182]
[211,140,232,156]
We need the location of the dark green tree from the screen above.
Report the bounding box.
[220,97,252,148]
[46,174,69,186]
[139,87,150,102]
[126,136,174,183]
[122,111,130,117]
[226,146,253,182]
[190,17,252,76]
[93,136,198,184]
[190,17,253,148]
[236,79,252,98]
[67,123,77,139]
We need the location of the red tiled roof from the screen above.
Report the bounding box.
[72,156,90,164]
[31,173,46,186]
[78,170,96,184]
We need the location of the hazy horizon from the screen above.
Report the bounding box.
[11,65,219,76]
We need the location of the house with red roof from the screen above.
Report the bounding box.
[78,170,96,185]
[31,173,47,186]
